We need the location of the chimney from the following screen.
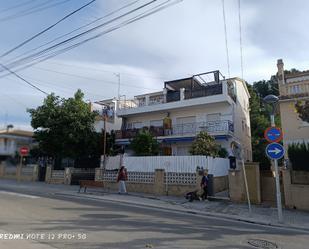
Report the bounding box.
[277,59,285,84]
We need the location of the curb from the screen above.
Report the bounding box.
[54,191,309,233]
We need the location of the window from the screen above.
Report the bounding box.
[289,85,301,94]
[207,113,221,122]
[150,120,163,127]
[176,116,196,124]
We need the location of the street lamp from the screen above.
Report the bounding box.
[263,94,283,223]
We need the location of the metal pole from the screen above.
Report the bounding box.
[103,115,107,170]
[270,113,283,223]
[242,158,252,216]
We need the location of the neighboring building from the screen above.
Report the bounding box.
[277,59,309,156]
[113,71,252,161]
[0,129,34,159]
[90,98,122,133]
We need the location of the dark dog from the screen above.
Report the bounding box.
[185,190,201,202]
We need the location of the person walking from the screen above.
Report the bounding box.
[117,166,128,194]
[200,170,209,200]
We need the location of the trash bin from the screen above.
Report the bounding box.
[207,174,214,197]
[228,156,236,169]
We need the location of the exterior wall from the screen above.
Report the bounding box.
[260,171,276,204]
[279,101,309,156]
[282,170,309,211]
[277,59,309,158]
[228,162,261,204]
[232,79,252,161]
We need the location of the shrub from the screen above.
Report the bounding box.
[288,142,309,171]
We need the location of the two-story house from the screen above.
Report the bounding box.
[0,129,33,159]
[277,59,309,156]
[113,71,252,161]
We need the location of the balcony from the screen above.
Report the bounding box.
[115,120,234,140]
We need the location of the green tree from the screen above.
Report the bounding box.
[189,131,221,157]
[295,100,309,123]
[130,130,159,156]
[28,90,98,161]
[247,83,271,169]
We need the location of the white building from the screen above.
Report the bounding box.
[0,129,34,158]
[100,71,252,161]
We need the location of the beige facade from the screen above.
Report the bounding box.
[112,72,252,161]
[277,59,309,155]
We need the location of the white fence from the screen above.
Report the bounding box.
[105,156,229,177]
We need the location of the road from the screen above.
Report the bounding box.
[0,180,308,249]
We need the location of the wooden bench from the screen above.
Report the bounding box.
[78,180,104,193]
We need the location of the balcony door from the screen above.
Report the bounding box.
[175,116,196,135]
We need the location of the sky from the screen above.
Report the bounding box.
[0,0,309,130]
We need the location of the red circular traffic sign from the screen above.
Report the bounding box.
[20,147,29,156]
[264,127,283,143]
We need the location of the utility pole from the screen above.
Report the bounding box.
[263,94,283,223]
[115,73,121,100]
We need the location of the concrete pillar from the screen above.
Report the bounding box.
[228,169,245,202]
[196,170,203,195]
[32,165,39,181]
[154,169,165,195]
[145,95,150,106]
[244,162,261,204]
[282,169,293,208]
[0,163,5,177]
[163,88,167,103]
[64,167,73,185]
[180,88,185,101]
[45,165,52,183]
[95,168,102,182]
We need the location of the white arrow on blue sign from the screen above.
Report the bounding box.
[266,143,285,160]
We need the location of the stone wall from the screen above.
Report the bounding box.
[95,168,227,197]
[0,163,39,181]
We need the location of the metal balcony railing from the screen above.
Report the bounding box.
[115,120,233,139]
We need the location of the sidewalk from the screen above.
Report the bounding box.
[60,188,309,231]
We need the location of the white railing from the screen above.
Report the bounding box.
[106,156,229,176]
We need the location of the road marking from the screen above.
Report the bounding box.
[0,190,40,199]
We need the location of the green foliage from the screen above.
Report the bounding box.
[130,130,159,156]
[27,90,98,160]
[295,100,309,123]
[189,131,223,157]
[288,142,309,171]
[218,147,228,158]
[247,83,272,170]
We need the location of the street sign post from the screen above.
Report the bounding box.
[266,143,285,160]
[264,127,283,143]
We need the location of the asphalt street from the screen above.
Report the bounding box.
[0,180,308,249]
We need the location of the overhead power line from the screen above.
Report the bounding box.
[0,0,182,77]
[238,0,244,80]
[0,0,39,14]
[0,0,72,23]
[7,0,141,63]
[0,62,48,95]
[221,0,230,78]
[0,0,96,58]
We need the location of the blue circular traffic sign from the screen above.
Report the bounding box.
[266,143,285,160]
[264,127,283,143]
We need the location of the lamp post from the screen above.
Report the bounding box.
[263,94,283,223]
